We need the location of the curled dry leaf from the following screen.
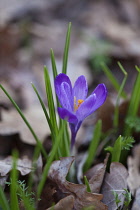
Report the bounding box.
[101,162,128,210]
[46,195,75,210]
[0,156,33,176]
[89,153,109,193]
[127,144,140,195]
[48,157,108,210]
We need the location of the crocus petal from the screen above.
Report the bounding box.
[73,75,88,101]
[55,73,72,98]
[57,82,73,111]
[58,107,78,124]
[76,94,96,121]
[91,83,107,111]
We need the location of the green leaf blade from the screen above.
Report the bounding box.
[62,22,71,74]
[101,63,127,99]
[111,135,122,162]
[0,84,48,160]
[37,122,65,198]
[0,186,10,210]
[44,66,58,136]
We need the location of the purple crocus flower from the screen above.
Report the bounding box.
[55,73,107,149]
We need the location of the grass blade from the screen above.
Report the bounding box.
[32,82,61,159]
[62,22,71,74]
[113,62,128,127]
[105,136,122,163]
[127,66,140,116]
[111,135,122,162]
[50,48,58,79]
[0,186,10,210]
[37,122,65,198]
[50,48,61,110]
[27,146,41,192]
[63,123,70,156]
[124,66,140,135]
[32,83,53,136]
[84,176,91,193]
[101,63,127,99]
[0,84,47,160]
[60,121,70,157]
[10,151,19,210]
[44,66,58,135]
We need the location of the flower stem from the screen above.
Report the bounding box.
[71,131,76,151]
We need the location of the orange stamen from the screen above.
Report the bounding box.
[74,97,84,111]
[78,99,84,106]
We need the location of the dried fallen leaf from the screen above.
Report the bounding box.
[0,156,33,176]
[86,153,109,194]
[46,195,75,210]
[37,178,62,210]
[0,175,8,189]
[48,157,108,210]
[0,106,50,145]
[132,188,140,210]
[101,162,128,210]
[127,144,140,195]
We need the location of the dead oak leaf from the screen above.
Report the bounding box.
[48,157,108,210]
[101,162,128,210]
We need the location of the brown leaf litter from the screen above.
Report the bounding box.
[101,162,128,210]
[0,156,33,176]
[40,153,129,210]
[85,153,109,194]
[0,106,50,145]
[127,144,140,195]
[127,144,140,209]
[46,156,108,210]
[47,195,75,210]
